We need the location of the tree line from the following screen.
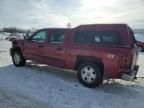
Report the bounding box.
[0,27,29,33]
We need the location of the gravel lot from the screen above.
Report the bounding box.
[0,40,144,108]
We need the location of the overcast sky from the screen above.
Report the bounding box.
[0,0,144,29]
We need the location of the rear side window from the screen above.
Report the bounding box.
[48,30,65,44]
[74,30,120,44]
[74,31,96,43]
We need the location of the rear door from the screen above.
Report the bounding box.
[44,29,66,68]
[23,30,47,63]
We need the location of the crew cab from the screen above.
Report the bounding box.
[10,24,139,88]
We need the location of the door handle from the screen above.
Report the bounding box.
[38,45,43,48]
[56,47,63,51]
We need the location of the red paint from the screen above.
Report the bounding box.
[11,24,139,79]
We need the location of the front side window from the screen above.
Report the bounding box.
[31,31,46,42]
[48,30,65,44]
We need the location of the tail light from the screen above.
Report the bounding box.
[120,54,132,70]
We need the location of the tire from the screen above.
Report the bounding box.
[77,62,103,88]
[12,50,26,67]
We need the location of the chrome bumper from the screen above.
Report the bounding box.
[122,65,139,81]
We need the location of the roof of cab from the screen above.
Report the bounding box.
[39,28,70,31]
[75,24,128,30]
[38,24,129,31]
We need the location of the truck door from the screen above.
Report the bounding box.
[23,30,47,63]
[44,29,66,68]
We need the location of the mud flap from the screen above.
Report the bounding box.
[122,65,139,81]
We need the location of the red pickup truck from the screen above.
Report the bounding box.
[10,24,139,88]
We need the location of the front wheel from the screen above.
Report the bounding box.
[12,51,26,67]
[77,62,103,88]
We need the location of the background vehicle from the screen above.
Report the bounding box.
[0,32,7,41]
[6,33,23,41]
[135,34,144,52]
[10,24,139,88]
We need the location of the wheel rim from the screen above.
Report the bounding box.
[14,53,20,64]
[81,66,96,83]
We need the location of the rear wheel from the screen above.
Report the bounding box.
[77,62,103,88]
[12,51,26,67]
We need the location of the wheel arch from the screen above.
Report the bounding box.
[75,55,104,77]
[10,47,22,56]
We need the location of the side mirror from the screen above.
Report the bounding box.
[24,32,31,40]
[24,35,31,41]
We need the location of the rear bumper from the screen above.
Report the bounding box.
[121,65,139,81]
